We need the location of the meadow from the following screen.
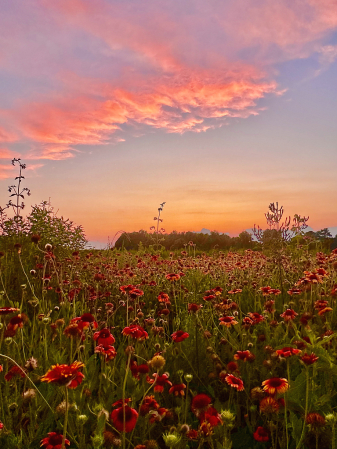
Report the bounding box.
[0,235,337,449]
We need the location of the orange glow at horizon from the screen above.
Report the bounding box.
[0,0,336,244]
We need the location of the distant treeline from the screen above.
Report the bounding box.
[115,228,337,251]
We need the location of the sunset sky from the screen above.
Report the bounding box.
[0,0,336,246]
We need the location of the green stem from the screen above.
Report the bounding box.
[296,367,309,449]
[62,387,69,449]
[0,267,13,306]
[122,352,132,449]
[127,370,159,449]
[18,253,37,299]
[332,424,335,449]
[184,382,190,423]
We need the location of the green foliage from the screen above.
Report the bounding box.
[115,229,253,251]
[27,201,87,251]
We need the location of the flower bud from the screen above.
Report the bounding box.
[325,413,337,426]
[163,432,181,447]
[77,414,88,425]
[92,434,104,448]
[220,410,235,428]
[184,373,193,383]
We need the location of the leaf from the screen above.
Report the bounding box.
[290,411,303,444]
[289,371,306,409]
[315,393,332,407]
[231,427,254,448]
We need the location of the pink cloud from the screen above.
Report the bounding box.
[11,67,278,159]
[0,0,335,160]
[0,164,16,180]
[0,147,18,159]
[0,153,43,179]
[39,0,337,66]
[0,126,18,143]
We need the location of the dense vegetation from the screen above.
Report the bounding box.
[115,229,337,252]
[1,160,337,449]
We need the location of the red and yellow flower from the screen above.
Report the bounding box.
[262,378,289,395]
[41,361,84,389]
[219,316,238,327]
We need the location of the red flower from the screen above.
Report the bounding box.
[129,360,149,379]
[122,325,148,341]
[95,344,117,361]
[270,288,281,295]
[228,288,242,294]
[259,396,280,414]
[186,429,199,440]
[264,300,275,313]
[5,365,26,381]
[148,407,170,423]
[199,422,214,437]
[64,323,82,339]
[306,412,326,427]
[169,383,186,396]
[200,406,222,427]
[262,378,289,395]
[71,313,98,331]
[300,353,319,365]
[219,316,238,327]
[253,426,269,442]
[314,299,329,310]
[234,350,255,362]
[171,330,189,342]
[280,309,298,321]
[136,364,150,375]
[157,292,170,303]
[203,295,216,302]
[287,287,302,295]
[318,307,333,316]
[259,286,272,296]
[188,303,203,313]
[5,313,28,337]
[0,307,20,315]
[147,373,172,392]
[120,285,136,294]
[111,403,138,432]
[276,347,301,358]
[304,272,323,284]
[248,312,264,324]
[41,361,84,388]
[129,288,144,299]
[226,362,239,373]
[300,312,313,326]
[165,273,180,281]
[242,317,254,328]
[139,395,159,416]
[222,374,244,391]
[93,328,115,346]
[191,394,212,415]
[40,432,70,449]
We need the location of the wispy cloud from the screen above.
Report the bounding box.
[0,0,335,160]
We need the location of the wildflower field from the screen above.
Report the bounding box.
[1,240,337,449]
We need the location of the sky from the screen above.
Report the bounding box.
[0,0,337,246]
